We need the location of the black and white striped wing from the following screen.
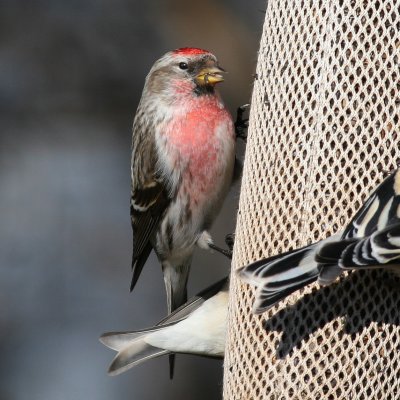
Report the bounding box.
[237,241,327,313]
[317,167,400,277]
[342,168,400,240]
[334,223,400,270]
[238,168,400,313]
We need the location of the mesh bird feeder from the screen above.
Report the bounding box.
[223,1,400,399]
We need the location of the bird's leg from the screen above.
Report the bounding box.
[208,233,236,259]
[197,231,233,259]
[234,104,249,142]
[208,242,232,259]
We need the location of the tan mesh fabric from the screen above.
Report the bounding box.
[223,1,400,399]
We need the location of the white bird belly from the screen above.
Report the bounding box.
[144,290,228,356]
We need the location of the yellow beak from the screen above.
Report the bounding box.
[195,66,225,86]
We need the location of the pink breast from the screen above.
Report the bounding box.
[166,97,234,201]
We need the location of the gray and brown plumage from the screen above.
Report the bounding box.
[130,47,237,319]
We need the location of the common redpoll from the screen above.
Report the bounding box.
[100,277,228,376]
[130,47,236,313]
[130,47,237,376]
[238,167,400,314]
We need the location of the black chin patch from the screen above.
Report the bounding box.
[193,85,215,96]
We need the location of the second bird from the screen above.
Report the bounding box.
[130,48,236,315]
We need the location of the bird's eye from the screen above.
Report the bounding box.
[179,62,188,70]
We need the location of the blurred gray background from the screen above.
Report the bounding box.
[0,1,263,399]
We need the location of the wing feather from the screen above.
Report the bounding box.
[130,116,171,290]
[343,168,400,239]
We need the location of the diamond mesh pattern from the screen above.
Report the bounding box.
[223,1,400,398]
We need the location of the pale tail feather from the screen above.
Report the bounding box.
[108,338,169,376]
[101,331,144,351]
[100,326,167,351]
[100,327,171,375]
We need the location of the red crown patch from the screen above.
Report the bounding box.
[173,47,210,56]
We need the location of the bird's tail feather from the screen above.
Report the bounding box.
[315,238,356,285]
[162,260,191,315]
[101,331,145,351]
[238,235,341,313]
[100,276,228,376]
[100,324,171,351]
[238,244,320,313]
[317,264,342,286]
[315,238,356,265]
[100,330,169,376]
[162,259,191,379]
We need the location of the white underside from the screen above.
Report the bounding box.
[145,288,229,356]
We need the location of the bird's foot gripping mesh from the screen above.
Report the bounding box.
[223,0,400,399]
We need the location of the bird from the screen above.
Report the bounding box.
[130,47,236,316]
[130,47,238,377]
[238,167,400,314]
[100,276,229,376]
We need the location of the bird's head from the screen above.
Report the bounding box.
[145,48,226,98]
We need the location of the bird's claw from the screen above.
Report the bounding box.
[206,233,236,260]
[225,233,235,252]
[208,242,233,260]
[235,104,249,142]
